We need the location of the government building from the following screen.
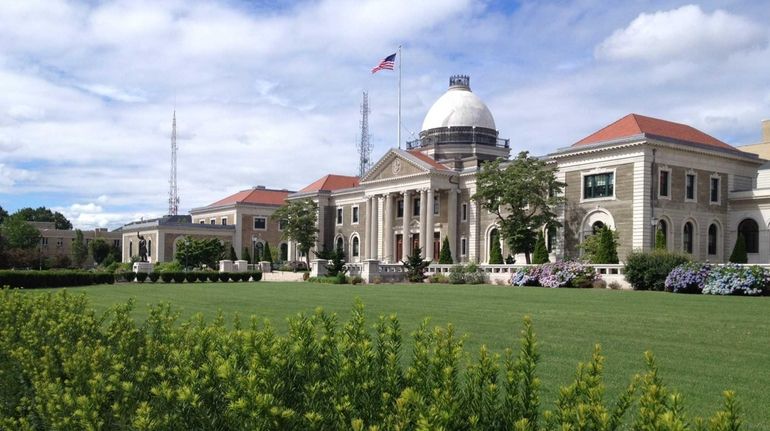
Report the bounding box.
[121,75,770,266]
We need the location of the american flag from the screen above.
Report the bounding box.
[371,53,396,74]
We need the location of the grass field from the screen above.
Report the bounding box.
[31,282,770,429]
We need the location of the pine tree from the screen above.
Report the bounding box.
[729,234,748,263]
[532,232,549,264]
[488,232,504,264]
[595,226,619,264]
[655,229,666,250]
[243,247,252,264]
[263,242,273,264]
[438,236,453,264]
[229,245,238,261]
[402,247,430,282]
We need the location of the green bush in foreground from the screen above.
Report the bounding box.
[0,291,744,430]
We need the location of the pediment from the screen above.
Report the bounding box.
[361,150,428,182]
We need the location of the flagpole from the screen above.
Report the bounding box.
[397,45,402,150]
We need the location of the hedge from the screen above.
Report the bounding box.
[0,292,744,430]
[0,270,114,289]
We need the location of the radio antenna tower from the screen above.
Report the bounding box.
[168,110,180,215]
[357,91,372,178]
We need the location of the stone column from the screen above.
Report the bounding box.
[384,193,394,262]
[364,197,372,259]
[402,190,412,258]
[447,187,458,260]
[370,196,379,259]
[419,189,428,254]
[425,188,435,261]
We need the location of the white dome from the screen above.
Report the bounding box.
[421,85,496,131]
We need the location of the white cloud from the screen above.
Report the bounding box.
[595,5,767,62]
[0,164,35,191]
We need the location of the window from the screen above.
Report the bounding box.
[583,172,614,199]
[591,221,605,234]
[336,237,344,252]
[657,220,668,248]
[708,224,718,255]
[352,236,360,257]
[221,217,227,226]
[461,203,468,222]
[461,238,467,256]
[41,237,48,246]
[280,243,288,261]
[546,226,557,253]
[685,174,696,201]
[57,238,64,247]
[200,220,205,224]
[279,219,287,230]
[129,241,133,257]
[658,169,670,198]
[433,196,440,215]
[397,200,404,218]
[336,207,343,225]
[210,218,216,225]
[738,218,759,253]
[710,176,720,203]
[352,206,359,224]
[413,198,420,216]
[113,239,120,247]
[683,222,694,254]
[254,216,267,230]
[148,239,152,257]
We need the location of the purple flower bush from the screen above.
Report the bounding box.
[511,261,597,288]
[702,263,768,296]
[664,263,710,294]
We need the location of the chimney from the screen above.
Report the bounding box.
[763,119,770,143]
[255,185,266,189]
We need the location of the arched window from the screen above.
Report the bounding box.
[254,242,264,261]
[683,222,694,254]
[591,221,605,234]
[352,236,360,257]
[280,243,288,261]
[738,219,759,253]
[657,220,667,248]
[546,226,557,252]
[708,224,718,255]
[336,237,344,252]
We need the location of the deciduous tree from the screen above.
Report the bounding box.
[13,206,72,230]
[272,199,318,269]
[175,237,225,269]
[89,238,111,265]
[71,229,88,268]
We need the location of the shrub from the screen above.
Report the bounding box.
[308,275,347,284]
[160,272,174,283]
[350,275,364,285]
[532,231,549,264]
[0,293,746,430]
[148,272,160,282]
[0,271,115,289]
[172,272,186,283]
[655,229,667,250]
[511,266,539,286]
[185,272,198,283]
[488,232,504,264]
[438,236,453,264]
[197,272,209,282]
[249,272,262,282]
[511,261,596,288]
[665,262,710,293]
[207,272,219,282]
[401,247,429,283]
[218,272,231,282]
[155,261,183,273]
[729,234,748,263]
[429,273,449,284]
[624,250,690,291]
[325,249,347,277]
[703,264,768,296]
[448,265,466,284]
[580,226,619,264]
[120,271,135,283]
[464,263,486,285]
[135,272,148,283]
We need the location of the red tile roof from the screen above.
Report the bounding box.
[300,174,360,192]
[206,188,290,207]
[407,150,449,170]
[573,113,738,152]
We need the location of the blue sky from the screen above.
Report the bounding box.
[1,0,768,228]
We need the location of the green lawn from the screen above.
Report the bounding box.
[32,282,770,429]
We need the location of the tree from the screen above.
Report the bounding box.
[438,236,453,264]
[326,248,347,277]
[13,206,72,230]
[89,238,111,265]
[0,205,8,224]
[402,247,430,283]
[71,229,88,268]
[532,232,549,264]
[580,226,619,264]
[243,247,252,264]
[1,214,41,249]
[263,242,273,264]
[175,237,226,269]
[272,199,318,269]
[488,230,503,264]
[229,245,238,261]
[473,151,565,264]
[655,229,667,250]
[729,234,748,263]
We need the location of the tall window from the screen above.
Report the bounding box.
[583,173,614,199]
[210,219,216,225]
[352,206,359,224]
[397,200,404,218]
[254,217,267,230]
[221,217,227,226]
[547,226,557,253]
[708,224,717,255]
[336,207,343,225]
[461,203,468,221]
[352,236,360,257]
[657,220,668,248]
[413,198,420,216]
[710,177,720,203]
[685,174,696,200]
[683,222,694,254]
[433,196,440,215]
[659,169,670,197]
[336,237,344,252]
[279,219,287,230]
[738,218,759,253]
[280,243,288,261]
[148,240,152,257]
[461,238,467,256]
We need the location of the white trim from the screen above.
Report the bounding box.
[580,168,617,202]
[253,216,267,230]
[657,166,671,200]
[684,170,697,202]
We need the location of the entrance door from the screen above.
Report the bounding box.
[433,232,441,260]
[395,234,403,261]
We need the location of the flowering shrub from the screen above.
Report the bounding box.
[511,261,596,288]
[702,264,768,296]
[664,263,710,294]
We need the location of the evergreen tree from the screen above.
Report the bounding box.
[229,245,238,261]
[401,247,430,283]
[595,226,619,264]
[438,236,453,264]
[532,231,549,264]
[263,242,273,264]
[71,229,88,268]
[243,247,252,264]
[655,229,666,250]
[489,231,504,264]
[325,248,347,277]
[729,234,748,263]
